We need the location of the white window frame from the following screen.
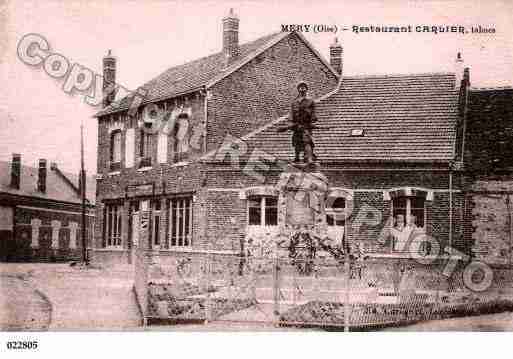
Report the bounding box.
[247,196,278,228]
[152,201,162,248]
[326,197,346,226]
[176,117,190,154]
[391,196,426,231]
[168,197,193,247]
[110,130,122,164]
[105,203,123,248]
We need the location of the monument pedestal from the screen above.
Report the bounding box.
[275,162,330,258]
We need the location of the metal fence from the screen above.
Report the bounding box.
[133,249,513,330]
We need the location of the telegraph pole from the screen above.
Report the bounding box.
[80,123,88,265]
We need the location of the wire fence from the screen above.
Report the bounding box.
[134,249,513,330]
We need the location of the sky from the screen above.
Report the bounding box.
[1,0,512,174]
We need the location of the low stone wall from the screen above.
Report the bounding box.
[90,249,131,267]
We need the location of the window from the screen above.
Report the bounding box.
[392,196,425,229]
[248,196,278,226]
[151,200,161,247]
[326,196,346,243]
[326,197,346,226]
[168,197,193,247]
[139,129,153,168]
[129,201,140,247]
[104,203,122,247]
[350,129,365,137]
[171,114,190,162]
[110,130,122,171]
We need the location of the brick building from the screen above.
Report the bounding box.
[92,10,512,267]
[462,87,513,265]
[202,64,513,264]
[0,154,95,262]
[91,10,340,265]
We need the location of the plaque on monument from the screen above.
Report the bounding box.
[285,191,315,226]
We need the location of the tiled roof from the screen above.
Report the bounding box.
[0,161,96,205]
[236,73,460,163]
[96,32,287,117]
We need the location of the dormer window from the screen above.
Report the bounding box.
[350,129,365,137]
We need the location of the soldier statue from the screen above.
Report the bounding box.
[277,81,318,164]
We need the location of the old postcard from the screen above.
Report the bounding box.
[1,0,513,356]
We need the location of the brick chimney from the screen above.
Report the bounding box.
[454,52,464,89]
[102,49,116,108]
[37,159,47,193]
[10,153,21,190]
[222,8,240,65]
[330,37,343,75]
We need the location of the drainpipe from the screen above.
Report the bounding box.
[506,195,512,268]
[449,164,453,252]
[203,87,209,153]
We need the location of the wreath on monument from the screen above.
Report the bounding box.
[286,231,369,276]
[287,231,317,275]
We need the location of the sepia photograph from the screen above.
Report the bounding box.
[0,0,512,357]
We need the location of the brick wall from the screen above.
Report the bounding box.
[97,93,206,177]
[5,204,94,262]
[200,165,467,255]
[205,190,246,251]
[468,179,513,264]
[94,161,206,251]
[207,32,338,151]
[464,89,513,173]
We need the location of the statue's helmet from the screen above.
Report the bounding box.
[296,81,308,91]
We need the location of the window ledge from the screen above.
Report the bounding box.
[158,247,239,255]
[108,171,121,176]
[170,161,189,167]
[137,166,152,172]
[369,252,463,260]
[93,247,126,252]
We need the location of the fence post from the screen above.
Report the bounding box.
[273,252,280,326]
[344,253,351,332]
[205,252,212,323]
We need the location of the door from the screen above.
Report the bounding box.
[0,206,14,261]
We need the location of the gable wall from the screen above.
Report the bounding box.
[207,32,338,151]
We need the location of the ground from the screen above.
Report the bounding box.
[0,273,51,330]
[385,311,513,331]
[0,263,141,330]
[1,262,513,331]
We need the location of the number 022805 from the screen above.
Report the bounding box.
[6,341,38,350]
